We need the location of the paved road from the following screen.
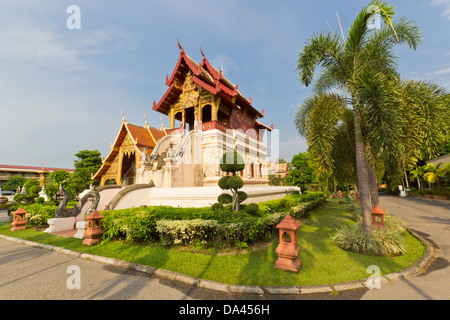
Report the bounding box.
[0,195,448,301]
[359,195,450,300]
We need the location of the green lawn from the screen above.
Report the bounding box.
[0,199,425,286]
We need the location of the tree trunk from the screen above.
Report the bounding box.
[368,165,379,207]
[232,189,240,211]
[353,110,372,234]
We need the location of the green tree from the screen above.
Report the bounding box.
[330,109,357,189]
[44,182,59,204]
[437,163,450,182]
[49,169,70,187]
[409,165,426,190]
[71,150,102,193]
[423,163,441,188]
[13,179,40,203]
[296,0,422,234]
[218,151,247,211]
[285,152,316,190]
[2,175,25,192]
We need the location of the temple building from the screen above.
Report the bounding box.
[92,118,165,186]
[93,43,273,188]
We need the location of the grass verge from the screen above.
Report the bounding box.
[0,199,425,286]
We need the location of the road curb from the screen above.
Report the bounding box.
[0,227,435,297]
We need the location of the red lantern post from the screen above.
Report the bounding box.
[274,214,302,273]
[82,210,104,246]
[371,205,387,230]
[10,208,27,232]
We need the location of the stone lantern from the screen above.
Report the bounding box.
[83,210,104,246]
[371,205,387,230]
[10,207,27,232]
[274,214,302,273]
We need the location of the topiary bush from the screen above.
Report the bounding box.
[217,193,232,205]
[218,151,247,211]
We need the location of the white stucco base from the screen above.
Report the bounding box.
[44,217,75,233]
[113,185,300,209]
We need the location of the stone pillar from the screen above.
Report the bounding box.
[74,221,88,239]
[274,214,302,273]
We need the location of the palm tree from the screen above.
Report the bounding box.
[423,163,442,188]
[436,163,450,183]
[295,0,422,234]
[410,165,425,190]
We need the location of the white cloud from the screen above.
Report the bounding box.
[431,0,450,20]
[434,67,450,75]
[0,21,133,72]
[210,54,242,75]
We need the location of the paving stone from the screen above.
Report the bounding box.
[401,264,422,277]
[332,281,365,292]
[262,286,300,295]
[155,268,178,281]
[134,264,156,275]
[175,273,199,286]
[230,285,264,295]
[198,279,229,293]
[384,271,405,282]
[299,285,333,294]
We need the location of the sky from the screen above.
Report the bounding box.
[0,0,449,169]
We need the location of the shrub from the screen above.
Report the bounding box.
[384,214,407,234]
[227,175,244,189]
[218,193,232,205]
[99,192,325,248]
[211,202,224,212]
[218,176,230,190]
[331,223,406,256]
[237,191,248,203]
[13,203,57,227]
[245,203,259,215]
[156,219,222,246]
[102,210,158,243]
[220,151,245,173]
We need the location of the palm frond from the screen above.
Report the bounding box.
[294,92,347,172]
[296,32,347,87]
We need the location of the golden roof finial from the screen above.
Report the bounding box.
[144,114,149,128]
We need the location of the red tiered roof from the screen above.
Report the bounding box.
[153,41,264,120]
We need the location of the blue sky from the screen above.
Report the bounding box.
[0,0,449,169]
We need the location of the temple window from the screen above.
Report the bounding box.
[202,105,212,123]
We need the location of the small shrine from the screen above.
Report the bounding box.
[83,210,105,246]
[10,207,27,232]
[371,205,387,230]
[274,214,302,273]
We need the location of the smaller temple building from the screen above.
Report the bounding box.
[0,164,74,188]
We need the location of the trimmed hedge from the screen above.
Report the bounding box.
[101,192,326,248]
